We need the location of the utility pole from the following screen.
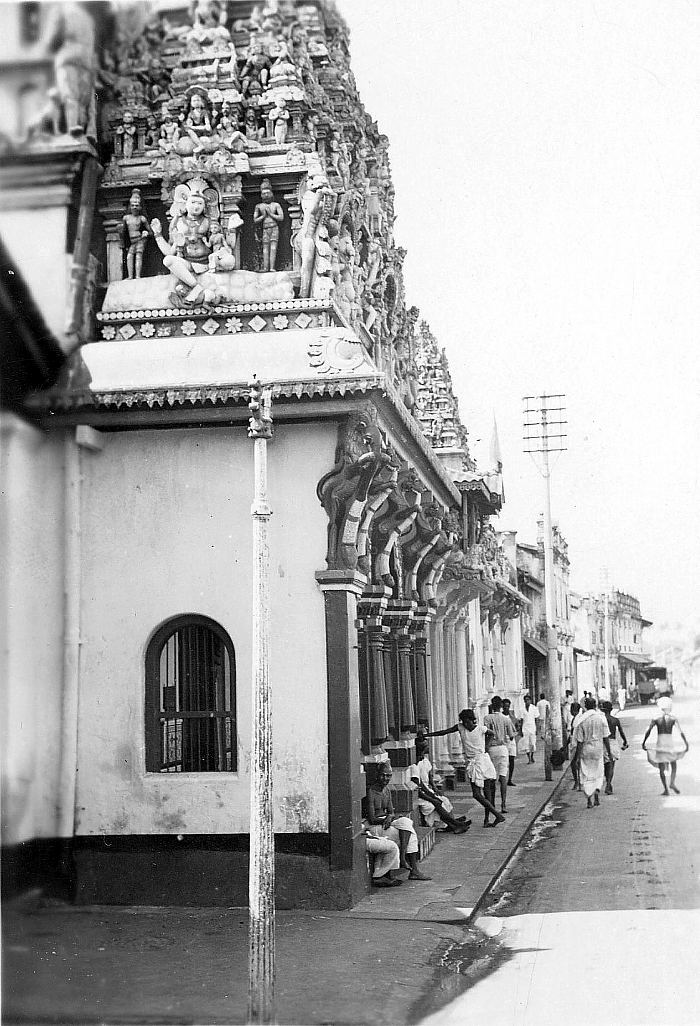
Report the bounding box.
[523,394,567,756]
[602,567,610,698]
[247,377,275,1026]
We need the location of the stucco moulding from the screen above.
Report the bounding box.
[96,299,342,341]
[65,328,380,396]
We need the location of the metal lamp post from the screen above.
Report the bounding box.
[247,376,275,1026]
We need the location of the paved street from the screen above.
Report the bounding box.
[3,747,563,1025]
[420,692,700,1025]
[4,694,697,1025]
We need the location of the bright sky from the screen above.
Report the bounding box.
[340,0,700,631]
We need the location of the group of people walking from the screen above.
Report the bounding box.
[567,693,689,807]
[365,690,690,886]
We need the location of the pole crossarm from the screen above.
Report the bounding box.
[522,392,568,750]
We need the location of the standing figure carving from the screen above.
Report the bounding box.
[119,189,151,279]
[297,173,333,298]
[47,1,97,139]
[253,178,284,272]
[116,110,137,159]
[267,98,290,145]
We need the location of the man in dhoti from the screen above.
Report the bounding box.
[573,696,612,809]
[520,694,539,763]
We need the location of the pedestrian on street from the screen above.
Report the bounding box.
[502,698,519,786]
[424,709,505,827]
[521,694,539,762]
[617,684,626,711]
[536,692,550,739]
[641,696,689,795]
[569,700,583,790]
[484,695,515,815]
[573,696,612,808]
[600,700,628,794]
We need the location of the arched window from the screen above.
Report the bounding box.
[145,616,237,773]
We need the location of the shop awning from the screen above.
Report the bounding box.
[524,636,547,658]
[619,652,653,666]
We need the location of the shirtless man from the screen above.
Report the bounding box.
[600,699,628,794]
[366,763,430,881]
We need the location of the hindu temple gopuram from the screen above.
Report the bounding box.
[1,1,528,907]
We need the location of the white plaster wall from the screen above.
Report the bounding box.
[0,209,69,342]
[75,421,335,836]
[0,415,65,843]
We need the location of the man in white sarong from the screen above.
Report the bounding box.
[521,695,539,762]
[573,696,612,808]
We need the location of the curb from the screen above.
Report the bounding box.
[465,762,571,925]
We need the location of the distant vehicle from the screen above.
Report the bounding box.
[638,666,670,704]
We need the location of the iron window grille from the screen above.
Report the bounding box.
[145,615,237,773]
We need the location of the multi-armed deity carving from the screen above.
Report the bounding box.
[150,177,227,306]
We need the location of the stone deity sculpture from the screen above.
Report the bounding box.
[245,108,262,141]
[159,109,180,153]
[46,1,97,138]
[151,185,221,305]
[179,92,212,153]
[225,209,244,264]
[116,110,137,159]
[298,173,333,298]
[267,98,290,145]
[253,178,284,272]
[240,40,271,97]
[25,88,64,142]
[365,234,382,291]
[184,0,232,53]
[119,189,151,279]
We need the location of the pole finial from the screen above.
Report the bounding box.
[248,376,274,439]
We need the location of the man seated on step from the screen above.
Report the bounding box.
[366,761,431,881]
[409,742,471,834]
[363,822,403,887]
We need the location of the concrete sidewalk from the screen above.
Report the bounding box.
[3,756,569,1026]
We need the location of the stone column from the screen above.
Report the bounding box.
[430,611,454,779]
[315,569,368,900]
[412,628,431,730]
[454,612,470,711]
[470,597,487,714]
[443,610,463,774]
[357,586,391,755]
[382,601,416,815]
[102,213,125,283]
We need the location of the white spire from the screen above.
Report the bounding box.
[490,413,502,471]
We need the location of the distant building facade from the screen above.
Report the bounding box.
[515,524,572,703]
[581,591,652,700]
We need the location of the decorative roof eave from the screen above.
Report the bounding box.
[29,374,386,414]
[28,368,461,506]
[454,471,503,513]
